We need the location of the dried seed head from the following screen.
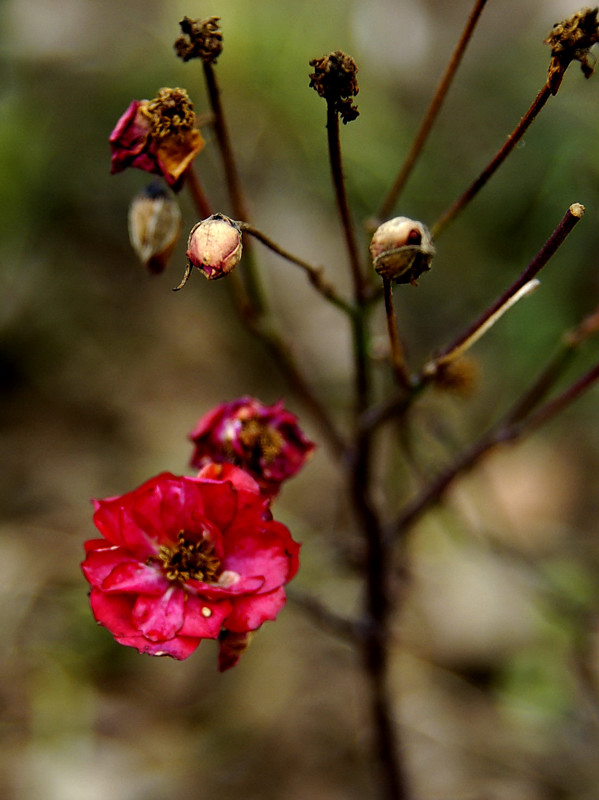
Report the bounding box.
[369,217,435,285]
[128,184,182,274]
[174,16,223,64]
[174,214,243,289]
[309,50,359,123]
[545,7,599,93]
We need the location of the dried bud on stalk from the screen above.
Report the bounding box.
[369,217,435,285]
[545,7,599,93]
[128,184,182,274]
[175,16,223,63]
[174,214,242,290]
[309,50,359,123]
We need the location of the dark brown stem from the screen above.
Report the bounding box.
[383,278,411,389]
[286,588,360,644]
[428,203,584,368]
[238,222,354,315]
[379,0,489,219]
[388,355,599,545]
[241,311,347,460]
[431,82,553,237]
[349,436,411,800]
[185,163,213,218]
[202,62,248,220]
[202,61,265,315]
[326,103,365,299]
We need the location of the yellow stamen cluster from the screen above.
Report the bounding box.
[158,531,221,583]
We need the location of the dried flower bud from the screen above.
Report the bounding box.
[369,217,435,285]
[174,214,242,289]
[545,7,599,93]
[431,356,478,398]
[128,184,182,274]
[309,50,359,124]
[174,16,223,64]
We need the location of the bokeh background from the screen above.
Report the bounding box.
[3,0,599,798]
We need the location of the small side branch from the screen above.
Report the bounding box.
[379,0,489,218]
[431,82,553,237]
[426,203,584,373]
[238,222,354,315]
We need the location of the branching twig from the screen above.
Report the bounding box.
[387,356,599,545]
[379,0,489,219]
[425,203,585,374]
[238,221,354,315]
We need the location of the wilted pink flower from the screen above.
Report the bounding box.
[109,88,205,190]
[189,397,315,497]
[81,465,300,669]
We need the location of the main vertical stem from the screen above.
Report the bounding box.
[353,440,411,800]
[323,96,408,797]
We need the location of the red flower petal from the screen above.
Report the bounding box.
[178,597,232,638]
[225,587,287,632]
[131,586,185,641]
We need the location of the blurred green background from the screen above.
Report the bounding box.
[3,1,599,798]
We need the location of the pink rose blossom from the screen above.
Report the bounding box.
[189,397,315,497]
[81,465,300,669]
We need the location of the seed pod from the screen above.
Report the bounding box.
[369,217,435,285]
[128,184,182,274]
[174,213,242,290]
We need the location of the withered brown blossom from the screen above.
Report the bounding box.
[141,87,196,138]
[544,7,599,93]
[309,50,359,124]
[174,16,223,64]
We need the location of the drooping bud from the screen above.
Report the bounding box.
[174,16,223,64]
[174,214,242,289]
[369,217,435,285]
[309,50,359,124]
[128,184,182,274]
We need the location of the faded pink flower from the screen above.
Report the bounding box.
[81,465,300,669]
[109,89,204,190]
[189,397,315,498]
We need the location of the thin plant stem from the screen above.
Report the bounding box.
[238,221,354,315]
[349,436,411,800]
[184,163,213,218]
[286,588,360,644]
[241,312,347,460]
[383,277,411,389]
[387,355,599,545]
[199,62,347,457]
[202,61,266,314]
[326,103,365,300]
[427,203,584,369]
[379,0,489,219]
[423,279,541,373]
[431,82,553,237]
[325,104,370,417]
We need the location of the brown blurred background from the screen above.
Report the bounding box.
[3,1,599,798]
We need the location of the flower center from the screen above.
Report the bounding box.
[237,418,284,464]
[158,531,222,584]
[142,88,196,139]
